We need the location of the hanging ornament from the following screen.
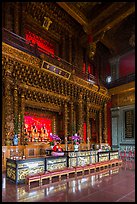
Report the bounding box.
[88,34,96,60]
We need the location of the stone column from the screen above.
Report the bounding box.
[87,97,90,149]
[103,103,108,143]
[20,92,25,145]
[64,103,68,150]
[77,93,83,140]
[68,34,72,64]
[99,109,102,145]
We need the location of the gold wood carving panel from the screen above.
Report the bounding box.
[72,76,110,101]
[112,91,135,107]
[25,100,61,112]
[108,81,135,95]
[20,84,70,102]
[2,43,41,68]
[90,103,101,111]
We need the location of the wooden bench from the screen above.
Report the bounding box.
[110,159,122,167]
[49,167,76,182]
[67,167,76,178]
[74,166,84,176]
[40,172,52,185]
[26,160,123,188]
[88,163,96,173]
[26,174,41,187]
[83,165,90,175]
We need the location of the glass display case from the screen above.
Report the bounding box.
[77,151,91,166]
[67,151,77,167]
[45,156,67,171]
[97,151,110,162]
[109,150,119,160]
[97,150,119,162]
[65,150,92,167]
[6,157,45,184]
[90,150,98,163]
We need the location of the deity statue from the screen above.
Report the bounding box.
[53,141,63,152]
[40,124,49,142]
[24,124,29,136]
[31,123,39,142]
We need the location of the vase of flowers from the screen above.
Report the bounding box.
[72,133,81,151]
[74,142,79,151]
[49,133,61,149]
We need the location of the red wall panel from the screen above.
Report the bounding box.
[25,30,55,55]
[119,52,135,78]
[24,115,52,140]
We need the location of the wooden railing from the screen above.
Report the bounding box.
[103,73,135,89]
[2,28,97,84]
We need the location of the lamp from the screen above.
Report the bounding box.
[87,34,96,60]
[88,42,96,60]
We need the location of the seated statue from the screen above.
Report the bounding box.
[51,142,64,156]
[40,124,49,142]
[53,141,63,152]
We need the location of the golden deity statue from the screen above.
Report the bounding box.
[31,123,39,142]
[40,124,49,142]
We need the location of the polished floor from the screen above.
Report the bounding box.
[2,160,135,202]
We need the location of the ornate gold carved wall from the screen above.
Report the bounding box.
[2,42,111,145]
[109,82,135,107]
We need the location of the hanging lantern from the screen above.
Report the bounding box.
[88,42,96,60]
[88,34,96,60]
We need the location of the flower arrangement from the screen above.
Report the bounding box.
[49,133,61,146]
[71,133,81,145]
[50,133,61,141]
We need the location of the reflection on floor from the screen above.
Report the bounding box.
[2,160,135,202]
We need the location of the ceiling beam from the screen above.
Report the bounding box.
[57,2,88,29]
[93,3,135,39]
[100,37,117,55]
[89,2,125,28]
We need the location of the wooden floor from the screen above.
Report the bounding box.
[2,160,135,202]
